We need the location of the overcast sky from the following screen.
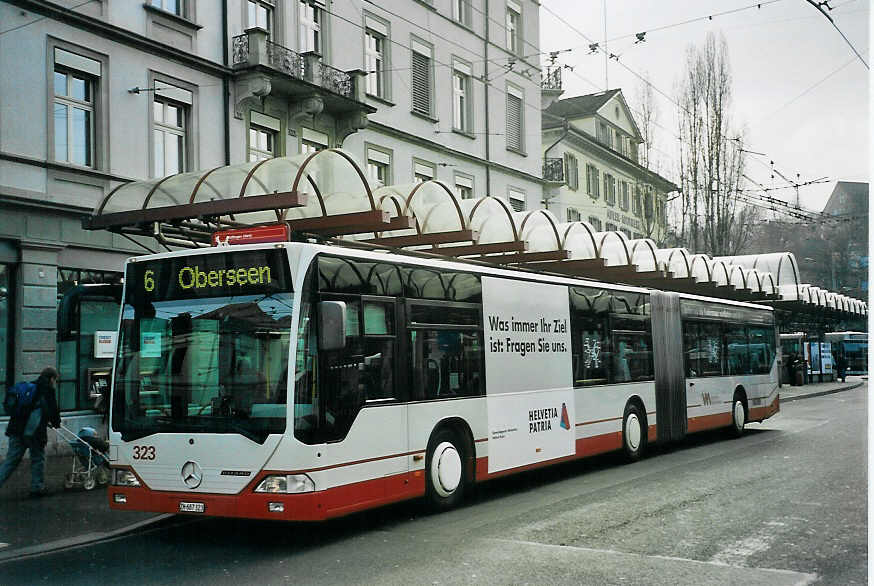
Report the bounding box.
[537,0,869,214]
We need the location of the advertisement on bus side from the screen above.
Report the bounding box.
[482,277,575,473]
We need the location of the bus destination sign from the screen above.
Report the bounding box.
[126,248,292,302]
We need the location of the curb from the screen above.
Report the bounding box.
[0,513,173,564]
[780,381,864,403]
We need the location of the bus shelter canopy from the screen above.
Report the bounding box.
[84,149,866,319]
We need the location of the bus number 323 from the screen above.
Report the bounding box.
[132,446,156,460]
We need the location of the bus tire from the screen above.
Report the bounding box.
[425,428,465,510]
[622,402,645,462]
[729,392,746,438]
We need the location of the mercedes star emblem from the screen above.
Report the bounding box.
[181,461,203,489]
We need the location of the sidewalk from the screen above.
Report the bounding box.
[0,448,164,562]
[0,376,866,562]
[777,374,866,402]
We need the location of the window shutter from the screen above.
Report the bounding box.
[411,52,431,115]
[506,93,522,151]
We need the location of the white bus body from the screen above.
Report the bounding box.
[107,242,779,520]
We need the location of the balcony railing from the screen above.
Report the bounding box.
[318,62,352,98]
[232,31,353,100]
[541,67,562,91]
[543,158,564,183]
[266,40,306,80]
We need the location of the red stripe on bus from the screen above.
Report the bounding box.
[109,472,426,522]
[280,450,425,474]
[576,416,622,427]
[473,430,626,480]
[749,394,779,422]
[687,412,733,433]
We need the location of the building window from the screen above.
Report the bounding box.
[506,1,522,55]
[588,216,603,231]
[586,164,600,198]
[153,97,186,177]
[633,185,642,216]
[414,159,436,183]
[365,28,386,98]
[150,0,184,16]
[411,42,433,117]
[53,61,98,167]
[604,173,616,206]
[453,0,471,26]
[605,222,618,232]
[564,153,579,191]
[597,121,612,149]
[620,180,629,211]
[455,173,474,199]
[299,0,322,53]
[508,187,525,211]
[301,127,328,154]
[366,145,392,186]
[248,0,272,34]
[249,126,274,161]
[567,208,581,222]
[644,186,654,219]
[506,86,523,152]
[452,64,472,133]
[620,228,632,240]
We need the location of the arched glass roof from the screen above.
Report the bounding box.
[85,148,865,319]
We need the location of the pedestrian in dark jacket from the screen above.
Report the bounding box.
[0,367,62,496]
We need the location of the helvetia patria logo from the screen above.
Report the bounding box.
[529,403,572,433]
[560,403,570,430]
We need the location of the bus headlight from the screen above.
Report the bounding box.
[254,474,315,494]
[112,469,141,487]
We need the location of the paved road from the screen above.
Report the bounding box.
[2,385,866,585]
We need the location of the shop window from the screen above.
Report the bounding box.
[56,269,123,412]
[0,264,13,412]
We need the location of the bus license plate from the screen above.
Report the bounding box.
[179,501,205,513]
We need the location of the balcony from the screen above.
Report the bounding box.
[543,158,565,183]
[231,28,375,139]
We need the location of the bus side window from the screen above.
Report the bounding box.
[408,302,482,400]
[725,324,751,375]
[569,287,609,386]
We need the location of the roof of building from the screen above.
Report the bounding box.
[544,89,622,119]
[823,181,869,216]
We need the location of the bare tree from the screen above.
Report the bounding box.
[634,75,658,172]
[674,33,759,255]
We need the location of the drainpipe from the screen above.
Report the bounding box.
[541,118,569,209]
[222,0,231,165]
[483,1,491,197]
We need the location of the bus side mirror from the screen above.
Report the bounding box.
[318,301,347,350]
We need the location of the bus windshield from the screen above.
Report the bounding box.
[112,249,294,443]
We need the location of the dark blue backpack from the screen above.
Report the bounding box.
[4,381,38,418]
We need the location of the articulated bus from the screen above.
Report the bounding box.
[107,239,779,520]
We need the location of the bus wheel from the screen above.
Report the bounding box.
[425,429,465,510]
[622,403,645,462]
[729,393,746,438]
